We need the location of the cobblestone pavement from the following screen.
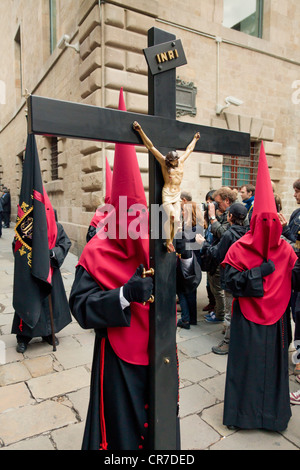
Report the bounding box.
[0,226,299,450]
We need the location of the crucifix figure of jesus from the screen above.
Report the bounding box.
[133,121,200,252]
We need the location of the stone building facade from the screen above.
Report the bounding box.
[0,0,300,255]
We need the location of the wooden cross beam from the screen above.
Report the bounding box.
[27,94,249,156]
[27,27,250,450]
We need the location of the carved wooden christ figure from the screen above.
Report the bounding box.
[133,121,200,252]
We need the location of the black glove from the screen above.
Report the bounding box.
[123,264,153,303]
[260,259,275,277]
[174,233,192,259]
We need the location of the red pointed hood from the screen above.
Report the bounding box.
[104,157,112,204]
[222,142,297,325]
[248,142,282,259]
[110,88,147,209]
[78,88,150,364]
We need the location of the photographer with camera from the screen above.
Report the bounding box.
[200,187,239,323]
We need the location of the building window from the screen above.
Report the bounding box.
[222,142,259,189]
[50,137,58,180]
[49,0,57,54]
[14,27,22,98]
[223,0,264,38]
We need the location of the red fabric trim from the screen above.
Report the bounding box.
[99,338,108,450]
[17,204,24,219]
[33,190,45,205]
[19,319,23,332]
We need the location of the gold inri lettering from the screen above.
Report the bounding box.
[156,49,179,65]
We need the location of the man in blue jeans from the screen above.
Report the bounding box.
[175,232,202,329]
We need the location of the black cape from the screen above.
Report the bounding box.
[223,261,300,431]
[69,266,150,450]
[12,223,72,338]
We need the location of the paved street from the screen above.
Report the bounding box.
[0,225,299,450]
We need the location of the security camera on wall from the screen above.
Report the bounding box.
[57,34,80,53]
[225,96,244,107]
[57,34,71,50]
[216,95,244,115]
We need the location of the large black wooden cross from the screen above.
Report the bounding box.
[27,27,250,450]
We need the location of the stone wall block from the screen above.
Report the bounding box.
[211,154,223,164]
[78,0,98,26]
[126,52,148,75]
[79,75,91,99]
[104,25,146,53]
[105,47,126,70]
[79,36,90,61]
[58,152,68,168]
[125,91,148,114]
[58,166,64,180]
[239,115,252,134]
[264,141,283,156]
[199,162,222,178]
[224,112,239,131]
[210,117,228,129]
[89,67,102,92]
[78,4,100,44]
[81,155,91,173]
[269,168,281,181]
[260,126,275,141]
[41,160,50,173]
[80,142,102,156]
[90,152,103,171]
[79,47,101,81]
[81,172,102,191]
[89,24,101,51]
[104,3,125,29]
[125,9,154,35]
[105,67,147,94]
[250,118,264,139]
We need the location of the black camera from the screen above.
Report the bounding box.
[202,201,218,212]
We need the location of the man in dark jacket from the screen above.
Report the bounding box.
[12,220,72,353]
[175,231,202,329]
[207,203,249,354]
[240,184,255,223]
[280,179,300,243]
[1,187,11,228]
[278,178,300,375]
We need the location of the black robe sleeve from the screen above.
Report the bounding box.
[51,223,72,269]
[86,225,96,243]
[69,265,131,330]
[292,258,300,292]
[224,264,264,298]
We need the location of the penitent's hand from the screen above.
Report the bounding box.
[195,132,201,140]
[123,264,153,304]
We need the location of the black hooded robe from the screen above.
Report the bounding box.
[12,223,72,339]
[223,260,300,431]
[69,265,150,451]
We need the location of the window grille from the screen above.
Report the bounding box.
[50,137,58,181]
[222,141,259,189]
